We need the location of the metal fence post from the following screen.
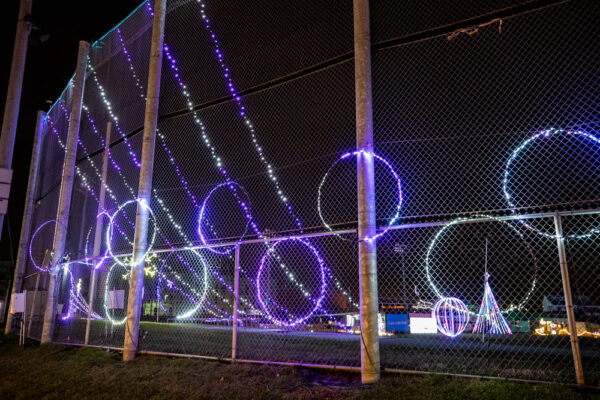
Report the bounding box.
[553,211,585,386]
[122,0,166,361]
[353,0,380,384]
[231,244,241,362]
[41,41,90,344]
[84,122,111,345]
[5,110,44,334]
[0,0,32,244]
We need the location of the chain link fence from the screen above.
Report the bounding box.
[11,0,600,386]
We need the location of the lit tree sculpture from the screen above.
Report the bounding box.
[473,238,512,335]
[473,272,512,335]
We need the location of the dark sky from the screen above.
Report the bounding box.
[0,0,142,261]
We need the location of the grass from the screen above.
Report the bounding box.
[1,334,598,399]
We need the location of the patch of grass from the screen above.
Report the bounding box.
[0,334,597,399]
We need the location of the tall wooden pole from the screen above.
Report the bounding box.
[84,122,111,345]
[41,41,90,344]
[5,110,44,334]
[122,0,166,361]
[0,0,33,243]
[354,0,380,384]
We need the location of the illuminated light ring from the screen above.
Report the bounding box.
[103,262,129,325]
[84,211,111,270]
[503,129,600,239]
[425,215,538,314]
[433,297,469,338]
[155,249,209,320]
[318,151,402,242]
[106,199,157,267]
[29,220,67,272]
[256,238,326,327]
[198,181,251,255]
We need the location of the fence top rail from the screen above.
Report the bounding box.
[60,208,600,265]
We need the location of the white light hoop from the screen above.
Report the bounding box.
[84,211,111,270]
[503,128,600,239]
[318,150,402,242]
[103,262,129,325]
[29,219,68,272]
[198,180,252,255]
[425,215,538,314]
[155,249,209,320]
[106,199,157,267]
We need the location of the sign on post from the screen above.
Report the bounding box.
[10,291,26,313]
[0,168,13,214]
[108,290,125,310]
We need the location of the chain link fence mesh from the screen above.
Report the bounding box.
[11,0,600,386]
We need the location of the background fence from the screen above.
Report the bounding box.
[11,0,600,386]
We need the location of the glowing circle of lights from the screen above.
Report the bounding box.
[29,219,67,272]
[155,249,209,320]
[433,297,470,338]
[318,150,402,242]
[104,262,129,325]
[84,211,111,270]
[256,238,326,327]
[503,128,600,239]
[106,199,157,267]
[198,181,251,255]
[425,216,538,314]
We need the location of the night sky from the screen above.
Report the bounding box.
[0,0,142,261]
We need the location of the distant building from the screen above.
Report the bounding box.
[543,295,597,313]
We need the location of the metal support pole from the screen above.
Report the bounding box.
[41,41,90,344]
[26,272,40,336]
[5,110,44,334]
[553,211,584,386]
[353,0,380,384]
[231,244,240,362]
[122,0,166,361]
[85,122,111,345]
[0,0,32,244]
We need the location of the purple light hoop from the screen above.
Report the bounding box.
[198,181,252,255]
[256,238,326,327]
[318,150,402,242]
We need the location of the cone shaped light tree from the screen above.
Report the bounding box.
[473,239,512,335]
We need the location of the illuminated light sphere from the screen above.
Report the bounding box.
[503,128,600,239]
[433,297,469,338]
[29,219,67,272]
[155,249,209,320]
[83,210,111,270]
[106,199,157,267]
[256,238,326,327]
[318,150,402,242]
[425,215,538,314]
[198,181,251,255]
